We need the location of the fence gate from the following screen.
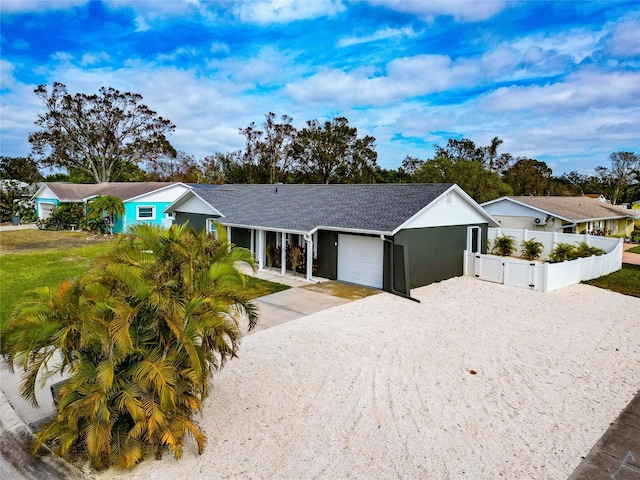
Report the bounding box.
[474,254,538,289]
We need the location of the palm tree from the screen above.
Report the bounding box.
[486,136,503,173]
[1,223,257,469]
[87,195,125,235]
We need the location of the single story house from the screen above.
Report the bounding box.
[33,182,192,233]
[481,196,639,237]
[165,183,498,297]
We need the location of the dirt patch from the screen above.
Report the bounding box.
[300,280,380,300]
[0,230,115,255]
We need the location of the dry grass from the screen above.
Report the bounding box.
[0,229,114,255]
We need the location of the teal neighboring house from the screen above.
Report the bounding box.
[32,182,192,233]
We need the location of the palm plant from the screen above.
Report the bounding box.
[520,238,544,261]
[492,234,516,256]
[1,223,257,469]
[87,195,125,235]
[549,242,577,263]
[575,241,605,257]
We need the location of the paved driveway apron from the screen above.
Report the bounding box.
[248,280,380,335]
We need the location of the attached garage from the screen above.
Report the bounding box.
[337,234,384,288]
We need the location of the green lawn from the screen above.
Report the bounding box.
[585,264,640,298]
[0,231,288,326]
[627,245,640,254]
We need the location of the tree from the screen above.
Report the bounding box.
[29,82,176,183]
[1,223,258,469]
[485,136,503,173]
[291,117,378,184]
[413,156,512,203]
[434,138,485,163]
[0,156,43,184]
[146,151,204,183]
[0,179,31,222]
[401,156,425,176]
[236,113,296,184]
[502,158,553,196]
[86,195,125,235]
[594,151,639,204]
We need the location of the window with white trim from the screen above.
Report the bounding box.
[206,218,218,239]
[136,206,155,220]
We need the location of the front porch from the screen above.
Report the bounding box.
[221,223,319,282]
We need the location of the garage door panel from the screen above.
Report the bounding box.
[337,234,383,289]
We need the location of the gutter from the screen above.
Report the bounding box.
[381,236,420,303]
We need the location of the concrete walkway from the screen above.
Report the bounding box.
[0,223,38,232]
[243,268,379,335]
[569,389,640,479]
[622,243,640,266]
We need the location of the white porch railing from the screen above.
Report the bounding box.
[464,229,623,292]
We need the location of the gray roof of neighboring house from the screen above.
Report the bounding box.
[41,182,181,202]
[186,183,456,234]
[496,196,639,222]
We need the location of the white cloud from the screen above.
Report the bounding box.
[605,19,640,57]
[338,26,420,47]
[233,0,345,24]
[507,28,605,64]
[366,0,507,22]
[0,0,87,13]
[80,52,110,66]
[479,70,640,113]
[0,60,16,90]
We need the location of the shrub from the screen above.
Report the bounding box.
[0,179,30,223]
[12,198,37,223]
[521,238,544,261]
[492,235,516,256]
[549,242,577,263]
[575,241,605,257]
[1,224,258,469]
[41,203,85,230]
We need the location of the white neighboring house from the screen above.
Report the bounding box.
[481,196,639,237]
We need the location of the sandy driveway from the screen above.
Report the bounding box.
[95,277,640,480]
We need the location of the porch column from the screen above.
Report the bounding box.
[280,232,286,276]
[250,229,255,256]
[257,230,264,270]
[306,235,313,281]
[227,226,232,242]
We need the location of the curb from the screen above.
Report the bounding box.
[0,388,88,479]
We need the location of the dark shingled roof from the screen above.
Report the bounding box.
[191,183,454,233]
[44,182,179,201]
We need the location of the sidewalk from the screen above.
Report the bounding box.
[569,389,640,479]
[0,223,38,232]
[622,243,640,266]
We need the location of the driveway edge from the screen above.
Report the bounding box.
[0,388,88,479]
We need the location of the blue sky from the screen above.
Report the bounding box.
[1,0,639,176]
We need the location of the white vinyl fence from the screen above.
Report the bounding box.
[464,229,623,292]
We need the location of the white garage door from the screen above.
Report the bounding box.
[337,234,384,289]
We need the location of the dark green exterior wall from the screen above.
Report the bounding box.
[315,230,338,280]
[175,212,209,231]
[392,224,488,289]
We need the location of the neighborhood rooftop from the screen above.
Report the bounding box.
[504,196,639,222]
[39,182,180,202]
[185,183,455,234]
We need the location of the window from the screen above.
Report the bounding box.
[206,218,218,239]
[136,206,155,220]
